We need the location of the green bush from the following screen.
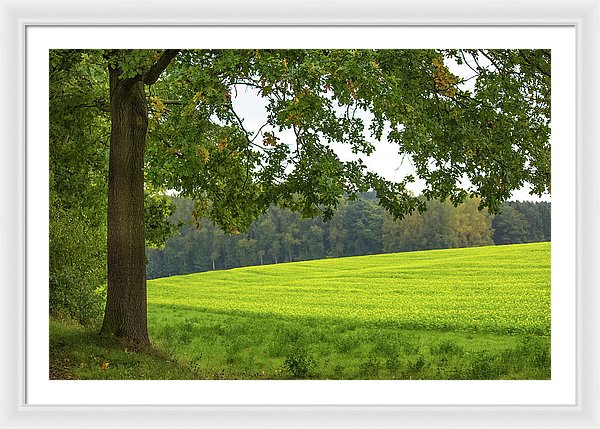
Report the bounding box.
[358,355,381,378]
[49,200,107,325]
[283,344,315,378]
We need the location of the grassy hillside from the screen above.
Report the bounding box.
[148,243,550,334]
[142,242,550,380]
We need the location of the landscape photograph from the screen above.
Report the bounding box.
[49,48,551,381]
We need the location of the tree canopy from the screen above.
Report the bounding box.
[142,49,550,229]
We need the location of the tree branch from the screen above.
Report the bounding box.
[157,99,182,105]
[519,51,551,79]
[68,98,111,113]
[143,50,180,86]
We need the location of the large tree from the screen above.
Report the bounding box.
[50,49,550,346]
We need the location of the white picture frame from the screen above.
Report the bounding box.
[2,0,599,427]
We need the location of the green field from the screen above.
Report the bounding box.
[145,242,551,380]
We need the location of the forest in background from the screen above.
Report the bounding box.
[146,194,551,279]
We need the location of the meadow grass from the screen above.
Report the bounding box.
[49,318,200,380]
[146,242,551,380]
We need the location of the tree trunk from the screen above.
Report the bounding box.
[100,67,150,346]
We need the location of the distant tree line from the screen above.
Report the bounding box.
[146,195,550,279]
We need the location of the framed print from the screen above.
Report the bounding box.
[2,0,599,427]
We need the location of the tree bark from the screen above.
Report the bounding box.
[100,66,150,346]
[99,50,178,346]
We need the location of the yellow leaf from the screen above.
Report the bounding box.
[100,362,110,370]
[192,91,204,102]
[196,146,210,164]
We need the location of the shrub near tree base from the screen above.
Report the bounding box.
[49,199,107,325]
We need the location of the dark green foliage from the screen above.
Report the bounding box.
[283,344,316,378]
[431,340,464,356]
[49,199,107,325]
[492,201,551,245]
[337,196,384,256]
[383,199,459,252]
[147,195,551,279]
[358,355,382,378]
[492,205,529,244]
[146,196,386,278]
[144,189,181,249]
[49,51,110,325]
